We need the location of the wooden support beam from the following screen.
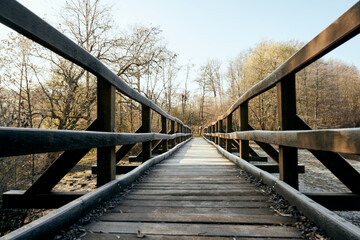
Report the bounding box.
[226,114,232,152]
[91,165,137,175]
[25,120,98,194]
[254,164,305,174]
[296,116,360,194]
[115,126,143,163]
[97,78,116,187]
[304,193,360,211]
[277,74,298,189]
[248,124,279,163]
[2,190,85,209]
[239,102,249,161]
[249,156,268,162]
[249,146,260,157]
[141,104,151,162]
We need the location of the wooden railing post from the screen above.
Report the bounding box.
[215,121,219,144]
[212,125,215,142]
[226,114,232,152]
[161,116,168,153]
[97,78,116,187]
[219,119,224,148]
[239,102,249,160]
[175,122,180,144]
[142,104,151,162]
[181,125,184,142]
[277,74,298,189]
[170,120,175,147]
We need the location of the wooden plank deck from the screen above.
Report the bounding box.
[82,138,302,239]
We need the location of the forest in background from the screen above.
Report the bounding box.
[0,0,360,196]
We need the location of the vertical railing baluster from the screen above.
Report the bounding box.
[142,104,151,162]
[277,74,298,189]
[226,114,232,152]
[215,121,219,145]
[239,102,249,161]
[161,116,168,153]
[170,120,175,148]
[219,119,224,148]
[97,77,116,187]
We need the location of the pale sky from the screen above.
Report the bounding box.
[1,0,359,91]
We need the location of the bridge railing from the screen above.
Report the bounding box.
[205,2,360,209]
[0,0,191,208]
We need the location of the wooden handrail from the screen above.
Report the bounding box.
[205,1,360,193]
[0,127,191,157]
[205,128,360,155]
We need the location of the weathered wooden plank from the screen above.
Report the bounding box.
[155,164,234,168]
[123,189,263,197]
[134,183,254,189]
[111,206,275,215]
[115,200,268,208]
[100,212,296,225]
[140,179,247,184]
[134,185,256,191]
[82,233,303,240]
[141,177,244,183]
[122,194,268,202]
[86,222,301,238]
[151,168,238,172]
[148,172,239,176]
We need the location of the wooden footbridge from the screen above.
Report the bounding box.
[1,1,360,239]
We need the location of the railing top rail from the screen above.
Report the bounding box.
[0,0,189,129]
[211,1,360,125]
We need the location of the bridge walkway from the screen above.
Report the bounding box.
[81,138,302,239]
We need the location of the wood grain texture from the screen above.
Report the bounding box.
[82,138,301,239]
[0,128,191,157]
